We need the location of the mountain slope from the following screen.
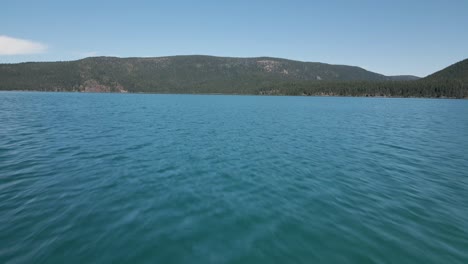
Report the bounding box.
[424,59,468,82]
[257,58,468,98]
[2,55,466,98]
[0,55,417,93]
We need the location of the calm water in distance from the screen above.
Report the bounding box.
[1,92,468,264]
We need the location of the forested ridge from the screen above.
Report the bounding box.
[0,56,466,98]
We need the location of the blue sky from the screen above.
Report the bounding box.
[1,0,467,76]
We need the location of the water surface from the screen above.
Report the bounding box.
[1,92,468,263]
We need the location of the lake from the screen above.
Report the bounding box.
[1,92,468,263]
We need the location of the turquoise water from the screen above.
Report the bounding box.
[1,92,468,264]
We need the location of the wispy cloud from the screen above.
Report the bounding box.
[0,35,47,55]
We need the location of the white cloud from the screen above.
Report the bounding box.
[0,35,47,55]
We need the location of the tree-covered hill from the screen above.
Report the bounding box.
[424,59,468,82]
[0,55,466,98]
[259,59,468,98]
[0,55,416,93]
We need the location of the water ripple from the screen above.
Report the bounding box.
[1,93,468,263]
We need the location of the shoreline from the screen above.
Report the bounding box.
[0,90,466,100]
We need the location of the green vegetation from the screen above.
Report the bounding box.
[0,56,467,98]
[259,79,468,98]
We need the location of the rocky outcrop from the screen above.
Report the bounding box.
[79,80,127,93]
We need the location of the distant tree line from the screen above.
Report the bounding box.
[258,79,468,98]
